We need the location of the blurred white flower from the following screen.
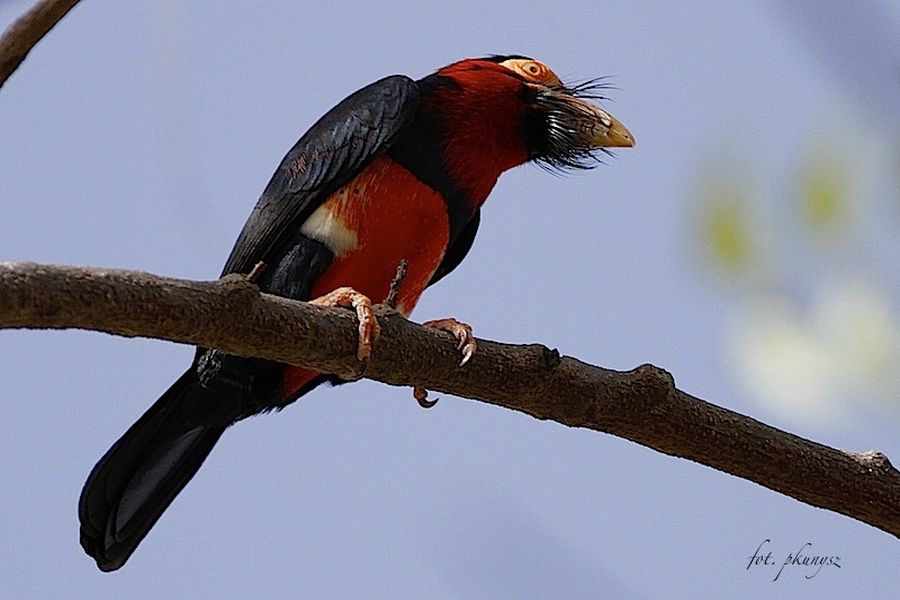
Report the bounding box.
[728,281,900,425]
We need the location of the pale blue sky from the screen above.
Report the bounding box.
[2,1,899,598]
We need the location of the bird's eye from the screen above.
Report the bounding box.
[520,61,548,81]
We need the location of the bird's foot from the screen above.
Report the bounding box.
[423,317,477,367]
[309,287,380,364]
[413,317,477,409]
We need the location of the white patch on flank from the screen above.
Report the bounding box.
[300,202,358,256]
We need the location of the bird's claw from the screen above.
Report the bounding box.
[422,317,476,367]
[412,317,476,408]
[309,287,380,366]
[413,386,439,409]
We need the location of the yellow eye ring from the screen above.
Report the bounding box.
[499,58,562,88]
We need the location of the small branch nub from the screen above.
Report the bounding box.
[384,259,409,309]
[247,261,267,284]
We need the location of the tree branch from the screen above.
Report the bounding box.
[2,261,898,538]
[0,0,81,89]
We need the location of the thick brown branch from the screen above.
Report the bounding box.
[0,0,81,88]
[1,261,898,538]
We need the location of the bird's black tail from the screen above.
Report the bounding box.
[78,369,225,572]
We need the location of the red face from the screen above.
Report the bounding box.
[429,56,633,203]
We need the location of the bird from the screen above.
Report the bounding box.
[78,54,633,571]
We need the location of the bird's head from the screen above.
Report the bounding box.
[494,55,633,161]
[430,55,633,176]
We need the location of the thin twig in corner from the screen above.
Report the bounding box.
[0,0,82,89]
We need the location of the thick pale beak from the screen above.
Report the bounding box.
[578,100,634,148]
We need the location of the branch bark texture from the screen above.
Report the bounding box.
[2,261,898,538]
[0,0,81,88]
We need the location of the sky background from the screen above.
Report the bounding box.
[2,1,899,598]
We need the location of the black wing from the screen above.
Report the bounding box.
[427,208,480,287]
[222,75,420,277]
